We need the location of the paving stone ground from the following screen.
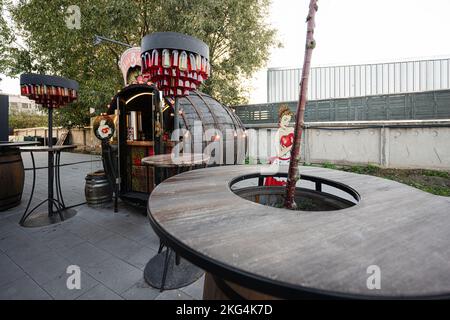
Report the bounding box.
[0,151,204,300]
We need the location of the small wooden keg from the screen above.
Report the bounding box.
[85,171,112,207]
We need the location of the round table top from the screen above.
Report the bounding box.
[0,141,39,149]
[142,153,210,168]
[19,144,77,152]
[147,165,450,299]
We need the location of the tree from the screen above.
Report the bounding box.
[0,0,15,73]
[1,0,278,127]
[284,0,318,209]
[9,111,47,129]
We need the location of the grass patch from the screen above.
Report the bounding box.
[344,164,380,175]
[321,162,337,169]
[314,163,450,197]
[423,170,450,179]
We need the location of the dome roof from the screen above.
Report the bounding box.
[175,91,246,165]
[177,91,245,133]
[108,85,244,133]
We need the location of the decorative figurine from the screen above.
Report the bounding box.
[265,105,294,186]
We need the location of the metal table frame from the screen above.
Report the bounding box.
[19,145,77,227]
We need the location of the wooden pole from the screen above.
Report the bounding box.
[284,0,318,209]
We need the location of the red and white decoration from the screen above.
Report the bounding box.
[141,49,210,97]
[118,47,142,85]
[20,84,77,108]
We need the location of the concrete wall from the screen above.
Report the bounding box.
[12,126,101,153]
[11,119,450,170]
[246,120,450,170]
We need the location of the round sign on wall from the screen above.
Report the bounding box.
[93,114,115,141]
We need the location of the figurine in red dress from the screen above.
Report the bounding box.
[264,105,294,186]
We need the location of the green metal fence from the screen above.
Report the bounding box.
[234,90,450,124]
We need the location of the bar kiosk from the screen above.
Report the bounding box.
[99,32,246,207]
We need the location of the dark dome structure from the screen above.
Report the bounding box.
[177,91,244,134]
[174,91,246,164]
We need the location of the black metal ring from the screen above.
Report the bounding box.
[141,32,209,59]
[20,73,79,90]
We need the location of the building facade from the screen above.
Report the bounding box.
[267,57,450,103]
[8,94,43,115]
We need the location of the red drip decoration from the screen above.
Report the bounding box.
[141,48,210,97]
[20,84,77,108]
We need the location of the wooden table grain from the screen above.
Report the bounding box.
[142,153,210,168]
[147,165,450,299]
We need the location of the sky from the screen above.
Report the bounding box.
[2,0,450,103]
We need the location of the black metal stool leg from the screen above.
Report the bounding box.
[50,198,64,222]
[55,152,62,212]
[20,198,48,225]
[56,151,66,208]
[158,240,165,254]
[160,249,172,292]
[175,253,181,266]
[49,152,64,222]
[104,145,119,213]
[20,151,36,225]
[114,189,118,212]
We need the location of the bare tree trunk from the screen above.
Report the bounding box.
[284,0,318,209]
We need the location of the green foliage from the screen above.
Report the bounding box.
[54,103,91,128]
[423,169,450,179]
[0,0,14,73]
[321,162,337,169]
[9,112,47,129]
[1,0,278,127]
[412,185,450,197]
[344,164,380,175]
[324,163,450,197]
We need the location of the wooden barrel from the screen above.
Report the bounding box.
[85,171,112,207]
[0,148,25,211]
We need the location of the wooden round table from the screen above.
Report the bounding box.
[142,153,209,167]
[142,153,210,184]
[142,153,210,291]
[147,165,450,299]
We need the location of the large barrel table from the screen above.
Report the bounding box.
[0,141,39,211]
[147,165,450,299]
